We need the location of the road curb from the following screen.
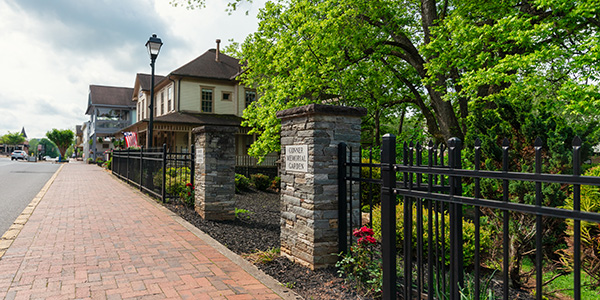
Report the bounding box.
[0,164,64,260]
[108,171,304,300]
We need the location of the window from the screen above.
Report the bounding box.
[222,91,232,101]
[245,90,256,108]
[160,92,165,115]
[201,88,213,113]
[168,87,173,111]
[141,99,145,119]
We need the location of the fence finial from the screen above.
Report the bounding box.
[474,138,481,149]
[502,137,510,149]
[535,137,543,148]
[572,136,582,148]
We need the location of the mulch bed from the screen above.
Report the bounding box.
[164,188,535,300]
[164,188,367,300]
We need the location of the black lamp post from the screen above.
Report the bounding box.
[145,33,163,148]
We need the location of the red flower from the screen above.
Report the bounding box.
[357,236,377,246]
[186,183,193,187]
[187,192,191,196]
[353,226,374,238]
[360,227,374,236]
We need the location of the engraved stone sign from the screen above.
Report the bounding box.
[285,145,308,172]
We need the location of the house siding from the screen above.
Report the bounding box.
[180,80,200,112]
[179,79,238,115]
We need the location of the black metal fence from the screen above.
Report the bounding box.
[339,134,600,300]
[112,145,195,202]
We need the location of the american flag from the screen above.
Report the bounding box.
[124,132,139,148]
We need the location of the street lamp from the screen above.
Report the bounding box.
[145,33,162,148]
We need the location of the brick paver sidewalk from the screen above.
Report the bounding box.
[0,163,294,300]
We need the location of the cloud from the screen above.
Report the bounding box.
[0,0,264,138]
[33,99,61,116]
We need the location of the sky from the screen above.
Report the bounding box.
[0,0,264,139]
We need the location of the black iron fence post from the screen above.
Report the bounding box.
[535,137,543,300]
[162,144,167,203]
[191,144,196,188]
[448,137,463,299]
[338,142,348,255]
[502,138,510,300]
[381,134,397,300]
[140,147,144,192]
[572,136,582,300]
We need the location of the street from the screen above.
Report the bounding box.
[0,157,60,235]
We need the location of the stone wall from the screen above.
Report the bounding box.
[193,125,238,220]
[277,104,365,269]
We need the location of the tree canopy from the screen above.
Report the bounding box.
[174,0,600,159]
[1,131,26,146]
[28,138,60,158]
[46,129,74,160]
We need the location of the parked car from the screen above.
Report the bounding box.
[11,150,28,160]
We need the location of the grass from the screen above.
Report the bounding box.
[520,258,600,299]
[242,247,280,264]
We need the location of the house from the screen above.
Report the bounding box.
[85,85,136,160]
[120,40,276,170]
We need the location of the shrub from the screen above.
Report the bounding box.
[336,226,382,297]
[235,174,250,193]
[269,176,281,192]
[153,167,191,196]
[180,183,194,208]
[360,158,381,210]
[103,157,112,170]
[560,165,600,287]
[251,173,271,191]
[371,203,492,267]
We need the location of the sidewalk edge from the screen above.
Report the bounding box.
[111,174,304,300]
[0,164,65,259]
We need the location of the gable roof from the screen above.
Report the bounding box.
[170,49,241,81]
[86,85,135,115]
[136,73,166,92]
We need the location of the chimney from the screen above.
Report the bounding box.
[216,39,221,62]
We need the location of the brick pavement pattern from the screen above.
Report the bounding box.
[0,163,283,300]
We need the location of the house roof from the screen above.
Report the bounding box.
[170,49,241,81]
[86,85,135,114]
[136,73,166,91]
[153,111,242,126]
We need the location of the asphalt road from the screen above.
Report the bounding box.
[0,157,60,236]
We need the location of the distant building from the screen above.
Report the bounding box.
[85,85,136,160]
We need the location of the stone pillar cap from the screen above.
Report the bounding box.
[276,104,367,120]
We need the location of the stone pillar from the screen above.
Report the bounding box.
[193,125,238,220]
[277,104,366,269]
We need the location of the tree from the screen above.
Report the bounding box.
[46,129,74,161]
[28,138,60,158]
[174,0,600,287]
[1,131,26,146]
[175,0,600,158]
